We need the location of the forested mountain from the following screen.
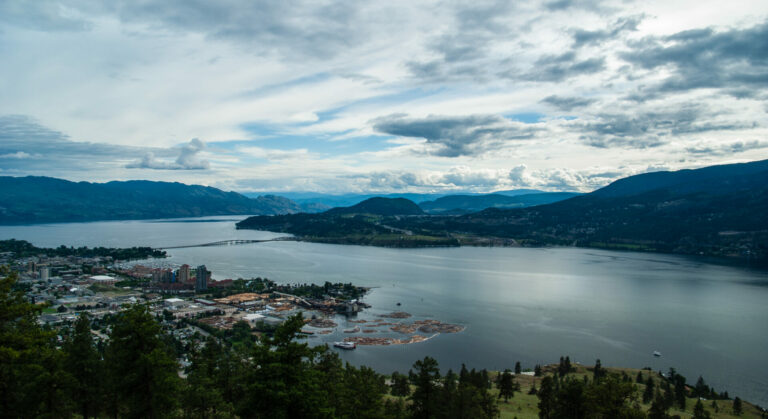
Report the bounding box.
[394,159,768,259]
[325,197,425,216]
[419,192,581,214]
[238,160,768,260]
[0,176,303,224]
[237,198,457,247]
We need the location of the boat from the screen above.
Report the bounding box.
[333,341,357,350]
[653,351,661,357]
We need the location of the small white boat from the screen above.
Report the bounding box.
[334,341,357,350]
[653,351,661,357]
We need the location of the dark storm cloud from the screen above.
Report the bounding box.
[541,95,597,111]
[100,0,361,59]
[0,1,362,59]
[621,20,768,96]
[126,139,210,170]
[685,140,768,156]
[372,114,540,157]
[571,15,643,47]
[521,53,606,82]
[0,1,92,31]
[544,0,606,12]
[405,2,516,83]
[0,115,205,173]
[0,115,151,163]
[578,106,751,149]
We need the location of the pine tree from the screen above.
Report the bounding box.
[534,364,543,377]
[63,313,103,418]
[649,393,669,419]
[237,313,331,418]
[0,267,73,417]
[642,377,655,404]
[673,374,687,411]
[636,371,644,384]
[515,361,522,375]
[537,376,556,419]
[182,336,234,418]
[694,376,709,398]
[106,304,181,418]
[593,359,605,382]
[528,382,538,395]
[339,364,388,418]
[390,371,411,397]
[409,356,442,419]
[733,396,743,416]
[498,369,516,402]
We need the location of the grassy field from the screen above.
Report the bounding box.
[388,363,765,418]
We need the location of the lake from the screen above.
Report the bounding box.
[2,216,767,406]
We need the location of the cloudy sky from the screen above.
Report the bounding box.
[1,0,767,194]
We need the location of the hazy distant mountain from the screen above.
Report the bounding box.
[0,176,304,224]
[491,189,546,197]
[325,197,425,216]
[242,189,552,209]
[419,192,581,214]
[243,192,444,209]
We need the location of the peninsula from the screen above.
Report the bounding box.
[237,159,768,262]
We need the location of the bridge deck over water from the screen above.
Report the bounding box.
[161,237,296,249]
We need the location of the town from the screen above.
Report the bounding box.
[1,240,370,357]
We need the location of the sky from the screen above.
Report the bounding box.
[1,0,767,194]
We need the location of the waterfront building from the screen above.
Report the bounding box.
[178,264,190,283]
[152,268,173,283]
[195,265,208,292]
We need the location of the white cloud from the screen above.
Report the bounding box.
[0,151,33,159]
[1,1,767,193]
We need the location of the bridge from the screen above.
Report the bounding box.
[161,237,296,249]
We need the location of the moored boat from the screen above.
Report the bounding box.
[334,341,357,350]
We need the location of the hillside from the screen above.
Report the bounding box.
[243,192,445,209]
[236,198,457,247]
[238,160,768,260]
[325,197,425,216]
[419,192,581,214]
[393,159,768,259]
[0,176,303,224]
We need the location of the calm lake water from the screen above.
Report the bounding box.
[3,216,767,406]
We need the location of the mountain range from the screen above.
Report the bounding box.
[241,188,550,209]
[0,176,303,224]
[0,177,575,224]
[237,159,768,261]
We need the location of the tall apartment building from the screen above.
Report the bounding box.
[195,265,208,292]
[178,264,191,283]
